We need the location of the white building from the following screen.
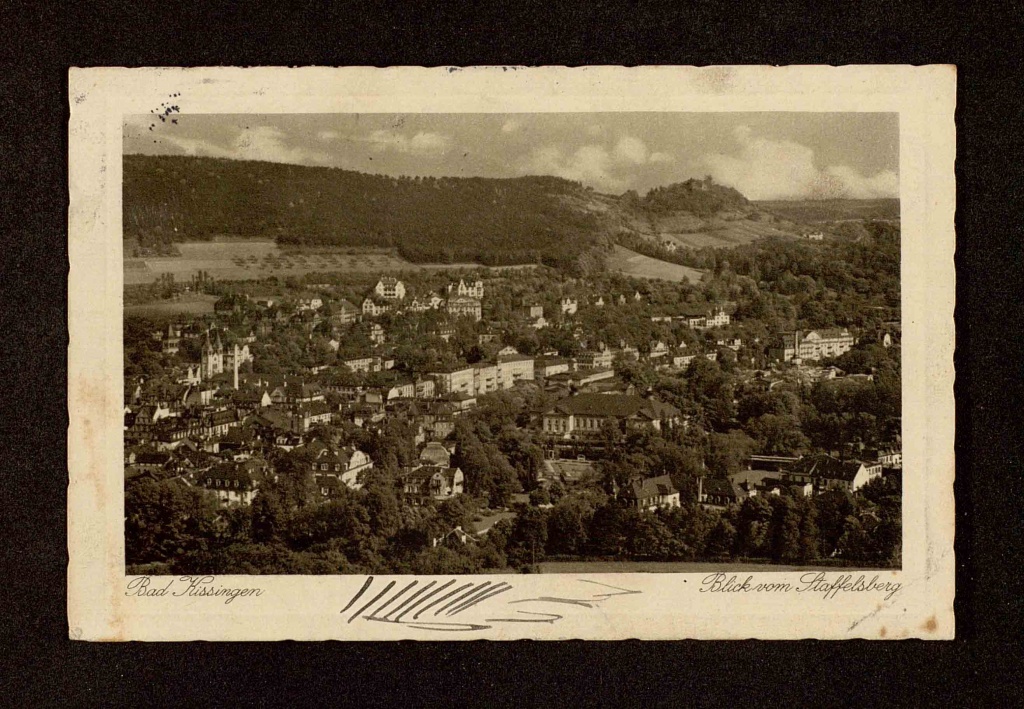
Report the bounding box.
[373,277,406,300]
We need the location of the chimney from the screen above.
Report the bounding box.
[233,344,239,390]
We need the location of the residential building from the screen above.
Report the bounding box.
[523,304,544,319]
[560,298,578,315]
[622,475,680,511]
[449,279,484,299]
[535,357,571,378]
[199,461,266,506]
[431,324,457,343]
[419,441,453,467]
[446,295,482,322]
[341,356,384,374]
[361,298,392,317]
[369,323,386,345]
[575,349,614,370]
[781,454,881,493]
[414,377,436,399]
[293,402,334,431]
[771,329,856,362]
[332,299,361,325]
[496,355,535,388]
[401,465,465,501]
[297,295,324,311]
[542,394,681,441]
[648,341,671,360]
[698,476,741,509]
[305,441,374,489]
[160,324,182,355]
[373,277,406,300]
[472,363,499,394]
[429,366,476,396]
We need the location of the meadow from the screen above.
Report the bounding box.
[606,245,706,283]
[124,240,482,285]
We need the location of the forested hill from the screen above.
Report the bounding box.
[124,155,867,272]
[123,155,612,271]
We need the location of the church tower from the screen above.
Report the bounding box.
[201,330,224,379]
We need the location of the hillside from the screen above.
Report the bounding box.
[123,155,891,279]
[123,155,608,272]
[607,177,808,249]
[753,198,900,224]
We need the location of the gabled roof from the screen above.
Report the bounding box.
[623,474,678,500]
[787,454,865,482]
[136,451,173,466]
[547,394,680,419]
[402,464,461,483]
[701,477,738,498]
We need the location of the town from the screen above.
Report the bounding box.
[124,222,902,575]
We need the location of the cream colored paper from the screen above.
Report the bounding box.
[68,65,956,641]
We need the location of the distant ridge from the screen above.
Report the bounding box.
[123,155,896,275]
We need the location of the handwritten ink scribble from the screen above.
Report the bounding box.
[340,577,640,633]
[510,597,593,607]
[485,611,563,624]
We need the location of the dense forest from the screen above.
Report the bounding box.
[123,155,610,272]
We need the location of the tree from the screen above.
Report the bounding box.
[706,430,757,478]
[734,496,773,558]
[545,495,594,556]
[745,414,809,456]
[704,516,737,559]
[250,486,290,544]
[125,478,223,565]
[505,506,549,570]
[768,496,802,563]
[628,513,679,560]
[814,490,857,557]
[587,502,638,557]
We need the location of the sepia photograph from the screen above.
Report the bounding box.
[121,110,903,576]
[68,66,954,640]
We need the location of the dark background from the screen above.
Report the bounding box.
[2,2,1021,705]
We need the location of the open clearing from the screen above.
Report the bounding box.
[124,293,219,317]
[607,245,705,283]
[124,240,484,285]
[654,218,801,249]
[538,560,886,573]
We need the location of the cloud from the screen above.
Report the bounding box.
[703,125,898,200]
[521,136,677,192]
[501,119,521,134]
[522,144,629,192]
[158,126,333,166]
[614,136,649,164]
[366,129,452,156]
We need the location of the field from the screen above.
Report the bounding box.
[537,560,886,573]
[124,240,483,285]
[658,218,801,249]
[124,293,219,317]
[607,245,705,283]
[754,198,900,224]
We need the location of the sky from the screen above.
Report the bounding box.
[124,112,899,200]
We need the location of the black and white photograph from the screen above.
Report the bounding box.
[120,110,903,576]
[67,66,954,640]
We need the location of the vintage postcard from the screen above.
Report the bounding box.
[68,66,955,640]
